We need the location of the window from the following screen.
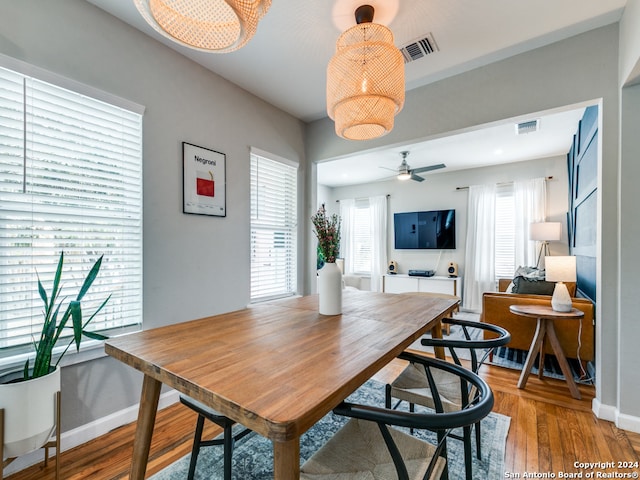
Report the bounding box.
[494,185,515,279]
[250,150,297,301]
[0,63,143,361]
[352,200,372,274]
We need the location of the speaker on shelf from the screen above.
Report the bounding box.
[447,262,458,277]
[388,260,398,274]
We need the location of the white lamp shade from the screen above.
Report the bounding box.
[545,256,577,283]
[530,222,562,241]
[326,18,404,140]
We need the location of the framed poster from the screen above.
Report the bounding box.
[183,142,226,217]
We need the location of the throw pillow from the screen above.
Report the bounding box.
[511,276,556,295]
[513,265,545,280]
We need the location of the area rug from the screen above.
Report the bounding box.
[150,379,510,480]
[410,312,594,384]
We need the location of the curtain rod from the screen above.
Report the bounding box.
[336,194,390,202]
[455,176,553,191]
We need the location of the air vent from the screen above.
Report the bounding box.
[400,33,439,64]
[515,119,540,135]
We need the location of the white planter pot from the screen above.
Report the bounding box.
[318,262,343,315]
[0,366,60,460]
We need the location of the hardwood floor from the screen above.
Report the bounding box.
[6,361,640,480]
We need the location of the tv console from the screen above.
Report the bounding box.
[382,274,461,299]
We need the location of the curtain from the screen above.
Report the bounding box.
[463,184,496,311]
[369,195,388,292]
[339,198,356,274]
[513,177,547,269]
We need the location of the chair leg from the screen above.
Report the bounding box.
[385,384,391,409]
[409,403,415,435]
[187,415,206,480]
[463,425,473,480]
[475,420,481,459]
[437,430,449,480]
[223,424,234,480]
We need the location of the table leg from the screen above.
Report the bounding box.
[518,319,547,389]
[431,321,446,360]
[129,374,162,480]
[538,347,546,379]
[545,321,582,399]
[273,437,300,480]
[430,322,446,360]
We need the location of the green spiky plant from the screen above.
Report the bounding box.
[26,252,111,380]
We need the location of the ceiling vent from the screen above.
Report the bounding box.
[400,33,439,64]
[516,119,540,135]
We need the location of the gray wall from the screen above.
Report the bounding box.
[0,0,308,433]
[620,0,640,85]
[619,83,640,425]
[308,23,636,425]
[618,0,640,426]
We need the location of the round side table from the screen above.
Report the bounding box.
[509,304,584,399]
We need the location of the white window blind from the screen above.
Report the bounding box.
[352,200,372,274]
[0,65,143,355]
[494,185,515,279]
[250,151,297,301]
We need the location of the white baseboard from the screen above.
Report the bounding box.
[592,399,640,434]
[3,389,180,476]
[592,398,617,422]
[616,412,640,434]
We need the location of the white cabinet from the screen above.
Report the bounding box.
[382,274,461,298]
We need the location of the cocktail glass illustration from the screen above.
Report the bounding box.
[196,170,215,197]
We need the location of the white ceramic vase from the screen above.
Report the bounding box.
[318,262,343,315]
[0,366,60,460]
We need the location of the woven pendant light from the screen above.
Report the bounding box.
[134,0,271,53]
[327,5,404,141]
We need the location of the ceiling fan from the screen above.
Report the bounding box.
[381,151,446,182]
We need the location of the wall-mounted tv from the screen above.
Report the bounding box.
[394,209,456,249]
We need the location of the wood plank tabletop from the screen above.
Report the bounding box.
[105,289,458,479]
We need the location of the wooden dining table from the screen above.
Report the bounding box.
[104,289,459,480]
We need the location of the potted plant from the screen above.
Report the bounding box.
[312,205,342,315]
[1,252,110,461]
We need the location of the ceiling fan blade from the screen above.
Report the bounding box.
[379,166,397,172]
[411,163,446,174]
[410,173,425,182]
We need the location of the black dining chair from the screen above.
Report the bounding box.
[386,317,511,480]
[180,396,252,480]
[300,353,494,480]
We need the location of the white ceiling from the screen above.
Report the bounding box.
[86,0,625,186]
[317,106,588,187]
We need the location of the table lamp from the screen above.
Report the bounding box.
[530,222,562,268]
[545,255,577,312]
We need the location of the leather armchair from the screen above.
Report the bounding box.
[480,280,594,361]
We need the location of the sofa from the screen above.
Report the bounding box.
[480,279,594,362]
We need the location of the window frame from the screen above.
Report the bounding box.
[249,148,298,302]
[494,184,516,279]
[0,56,144,370]
[351,199,373,275]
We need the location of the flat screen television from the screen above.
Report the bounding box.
[394,209,456,249]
